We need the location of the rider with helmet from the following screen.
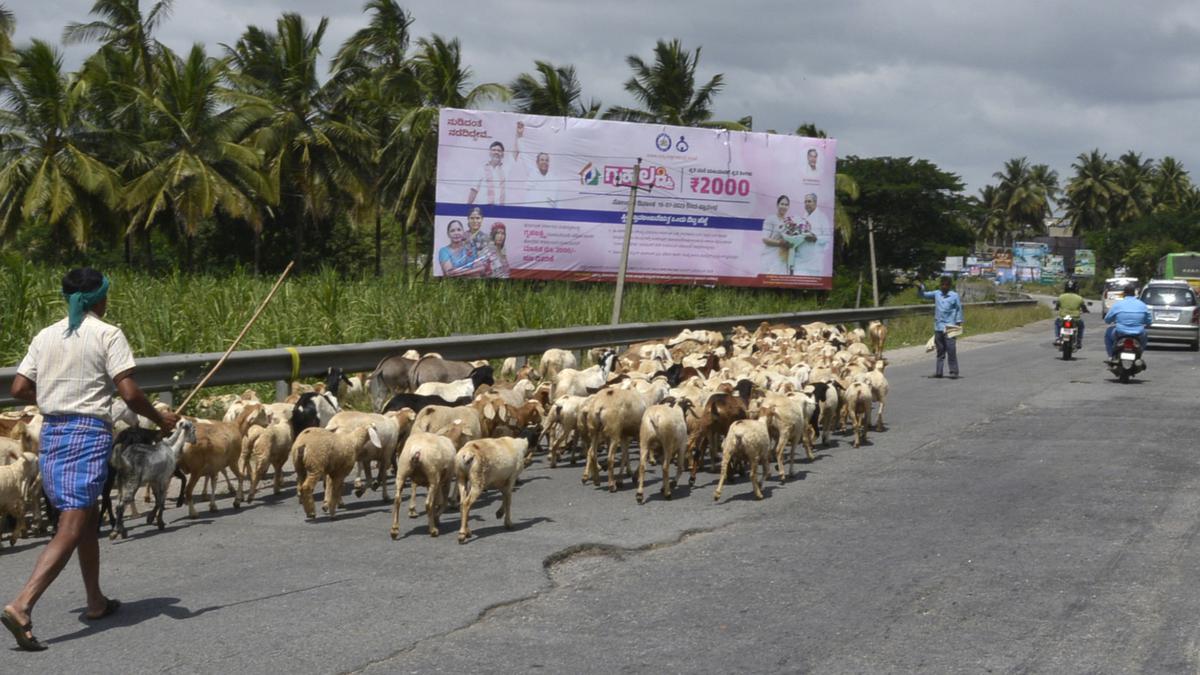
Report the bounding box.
[1054,278,1089,347]
[1103,283,1152,361]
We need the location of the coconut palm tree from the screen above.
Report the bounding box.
[124,44,272,270]
[1109,151,1154,226]
[387,34,507,277]
[604,39,745,129]
[509,61,601,118]
[0,4,16,76]
[331,0,419,276]
[63,0,174,90]
[1152,156,1191,213]
[1063,149,1116,235]
[992,157,1051,239]
[0,40,121,249]
[226,13,362,271]
[974,184,1007,248]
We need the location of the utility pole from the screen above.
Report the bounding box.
[868,216,880,307]
[611,158,642,325]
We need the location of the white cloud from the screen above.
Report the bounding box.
[7,0,1200,194]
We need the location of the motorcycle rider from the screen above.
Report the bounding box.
[1103,283,1151,362]
[1054,278,1089,347]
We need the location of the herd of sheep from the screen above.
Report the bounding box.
[0,319,891,546]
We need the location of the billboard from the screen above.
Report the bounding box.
[433,109,838,288]
[1074,249,1095,277]
[1041,254,1065,282]
[994,251,1013,268]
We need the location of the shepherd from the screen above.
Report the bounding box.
[2,267,179,652]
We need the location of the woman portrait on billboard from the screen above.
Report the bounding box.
[466,206,490,257]
[487,222,510,278]
[438,219,487,277]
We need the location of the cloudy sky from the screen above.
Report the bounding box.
[9,0,1200,197]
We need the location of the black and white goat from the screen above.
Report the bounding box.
[109,420,197,539]
[291,391,341,437]
[412,365,495,400]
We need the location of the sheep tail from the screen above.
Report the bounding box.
[411,450,421,466]
[294,445,307,483]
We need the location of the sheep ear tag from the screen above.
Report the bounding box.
[369,426,382,450]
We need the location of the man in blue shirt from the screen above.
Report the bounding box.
[918,276,964,378]
[1103,283,1151,360]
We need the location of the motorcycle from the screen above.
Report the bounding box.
[1108,334,1146,383]
[1058,315,1081,360]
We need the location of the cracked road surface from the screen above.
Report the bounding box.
[7,319,1200,673]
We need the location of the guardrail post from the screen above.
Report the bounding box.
[276,380,289,402]
[158,390,173,407]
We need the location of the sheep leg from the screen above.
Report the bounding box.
[802,424,816,462]
[184,473,201,519]
[298,473,318,519]
[152,482,167,530]
[875,398,886,432]
[458,483,483,543]
[750,453,765,500]
[353,459,368,498]
[223,466,243,509]
[499,485,514,530]
[390,464,411,539]
[636,444,649,504]
[606,438,619,492]
[774,436,788,484]
[129,485,142,517]
[111,479,130,540]
[428,477,450,537]
[248,458,267,503]
[583,437,601,486]
[621,439,633,479]
[713,444,734,502]
[208,473,219,513]
[376,459,390,503]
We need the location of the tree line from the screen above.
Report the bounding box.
[0,1,1179,284]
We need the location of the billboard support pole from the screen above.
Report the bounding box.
[611,158,642,325]
[868,217,880,307]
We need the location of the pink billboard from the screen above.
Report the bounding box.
[433,109,838,289]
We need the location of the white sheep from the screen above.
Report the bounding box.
[636,399,692,503]
[553,351,617,399]
[389,427,464,539]
[292,425,382,520]
[713,418,772,502]
[541,395,587,467]
[244,422,295,502]
[455,436,534,543]
[327,409,416,501]
[538,348,578,382]
[758,392,817,481]
[843,381,874,448]
[0,449,39,546]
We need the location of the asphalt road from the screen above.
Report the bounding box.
[5,317,1200,674]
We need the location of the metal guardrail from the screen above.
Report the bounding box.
[0,299,1035,407]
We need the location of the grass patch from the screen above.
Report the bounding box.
[886,304,1052,349]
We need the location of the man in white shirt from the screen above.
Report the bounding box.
[2,267,178,652]
[468,140,508,205]
[793,193,832,275]
[513,121,557,208]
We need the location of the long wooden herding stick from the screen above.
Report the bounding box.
[173,261,295,414]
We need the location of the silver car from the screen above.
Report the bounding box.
[1139,280,1200,351]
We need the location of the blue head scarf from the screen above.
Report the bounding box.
[64,275,110,336]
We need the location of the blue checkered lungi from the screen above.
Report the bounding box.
[39,415,113,511]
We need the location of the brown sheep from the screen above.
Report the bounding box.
[582,387,647,492]
[179,420,245,518]
[713,418,772,502]
[456,435,535,543]
[636,399,694,503]
[292,426,382,520]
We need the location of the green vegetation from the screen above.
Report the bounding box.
[1,257,1051,369]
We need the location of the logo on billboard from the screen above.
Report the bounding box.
[603,164,676,191]
[579,162,600,186]
[653,133,689,153]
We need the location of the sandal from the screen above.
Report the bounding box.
[1,608,48,652]
[85,598,121,622]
